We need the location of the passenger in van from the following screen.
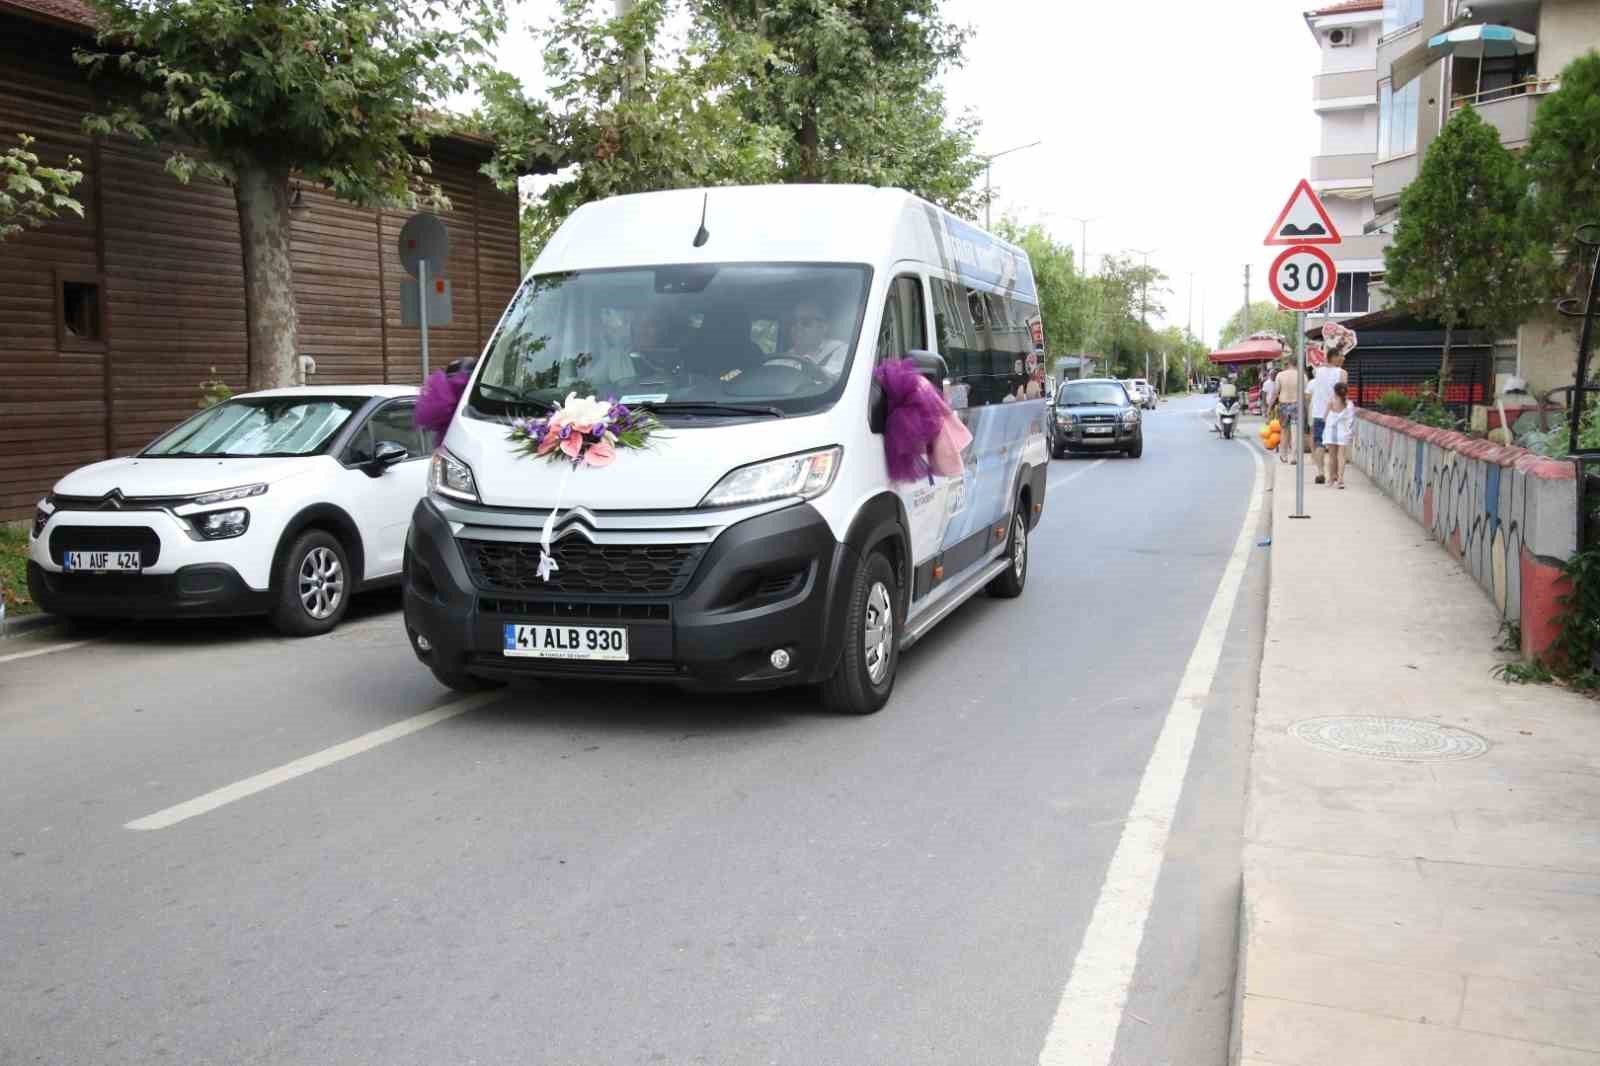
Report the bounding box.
[779,299,849,377]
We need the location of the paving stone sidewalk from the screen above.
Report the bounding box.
[1236,460,1600,1065]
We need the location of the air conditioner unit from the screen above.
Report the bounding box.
[1329,27,1354,47]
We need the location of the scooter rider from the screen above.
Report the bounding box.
[1213,379,1243,436]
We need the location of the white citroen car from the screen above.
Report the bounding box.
[28,385,427,635]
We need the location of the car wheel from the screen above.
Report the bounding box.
[271,529,352,636]
[987,504,1028,599]
[822,550,899,716]
[1126,436,1144,459]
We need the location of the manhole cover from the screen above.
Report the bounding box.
[1289,716,1489,761]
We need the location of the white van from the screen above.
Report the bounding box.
[403,185,1049,714]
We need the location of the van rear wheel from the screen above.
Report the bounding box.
[987,507,1028,599]
[822,550,899,716]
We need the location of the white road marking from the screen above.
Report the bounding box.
[125,691,502,831]
[0,639,94,665]
[1037,436,1265,1066]
[1047,459,1108,491]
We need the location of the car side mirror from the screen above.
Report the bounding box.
[363,440,408,477]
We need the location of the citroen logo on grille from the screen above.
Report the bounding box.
[99,489,125,511]
[551,507,598,543]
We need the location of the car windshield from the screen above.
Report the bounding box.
[142,397,363,457]
[468,263,872,419]
[1058,382,1129,406]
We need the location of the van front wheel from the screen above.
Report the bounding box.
[822,550,899,716]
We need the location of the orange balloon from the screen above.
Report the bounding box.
[1268,419,1282,432]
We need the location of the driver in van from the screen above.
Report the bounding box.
[781,299,849,377]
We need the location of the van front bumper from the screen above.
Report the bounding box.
[403,497,855,690]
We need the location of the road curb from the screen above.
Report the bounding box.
[2,610,63,638]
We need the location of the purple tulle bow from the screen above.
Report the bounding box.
[415,369,471,438]
[874,358,949,483]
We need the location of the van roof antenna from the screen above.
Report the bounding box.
[692,192,711,248]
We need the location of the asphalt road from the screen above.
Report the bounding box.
[1,394,1268,1066]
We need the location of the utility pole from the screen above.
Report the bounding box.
[1242,264,1251,341]
[1069,216,1099,277]
[1130,248,1155,381]
[981,140,1042,230]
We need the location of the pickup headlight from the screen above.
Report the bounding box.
[701,447,841,508]
[192,507,250,539]
[193,483,267,505]
[429,448,480,502]
[1121,408,1140,424]
[1056,411,1077,425]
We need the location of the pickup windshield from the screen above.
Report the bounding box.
[142,397,363,457]
[468,263,871,419]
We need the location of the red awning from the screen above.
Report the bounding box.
[1209,338,1285,365]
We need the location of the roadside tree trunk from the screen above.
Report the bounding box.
[233,158,299,391]
[1437,321,1454,405]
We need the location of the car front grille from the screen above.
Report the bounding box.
[48,525,162,567]
[1080,414,1118,424]
[459,539,705,597]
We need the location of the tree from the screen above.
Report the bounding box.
[79,0,505,389]
[1385,106,1548,402]
[1525,50,1600,286]
[1,133,83,241]
[482,0,988,260]
[1218,301,1296,349]
[1090,254,1167,378]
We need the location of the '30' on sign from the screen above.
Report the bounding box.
[1268,245,1337,312]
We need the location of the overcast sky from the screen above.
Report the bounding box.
[493,0,1324,347]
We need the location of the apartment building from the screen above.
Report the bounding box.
[1305,0,1388,320]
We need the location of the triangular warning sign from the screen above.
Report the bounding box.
[1264,179,1342,246]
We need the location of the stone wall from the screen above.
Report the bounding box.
[1353,410,1577,660]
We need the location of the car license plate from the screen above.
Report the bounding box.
[1085,426,1113,435]
[64,550,142,572]
[503,623,628,661]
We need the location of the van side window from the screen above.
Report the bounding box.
[875,275,927,364]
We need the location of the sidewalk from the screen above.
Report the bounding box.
[1236,460,1600,1065]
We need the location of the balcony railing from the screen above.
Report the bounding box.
[1311,152,1376,182]
[1449,78,1560,148]
[1449,76,1561,111]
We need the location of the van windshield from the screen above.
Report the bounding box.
[467,264,871,419]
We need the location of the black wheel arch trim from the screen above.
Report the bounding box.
[270,502,369,593]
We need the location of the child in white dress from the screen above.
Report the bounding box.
[1322,382,1356,488]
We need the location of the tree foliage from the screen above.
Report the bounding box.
[1218,301,1296,349]
[0,133,83,241]
[1089,253,1168,378]
[482,0,988,261]
[995,220,1092,358]
[1385,106,1547,399]
[1525,49,1600,281]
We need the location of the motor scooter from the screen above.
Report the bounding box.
[1213,382,1242,439]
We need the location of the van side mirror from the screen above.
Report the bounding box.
[868,350,951,434]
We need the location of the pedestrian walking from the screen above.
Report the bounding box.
[1272,357,1302,464]
[1306,352,1348,484]
[1262,370,1279,423]
[1322,381,1355,489]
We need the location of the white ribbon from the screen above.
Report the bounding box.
[536,461,575,582]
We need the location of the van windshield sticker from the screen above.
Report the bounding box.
[620,393,670,405]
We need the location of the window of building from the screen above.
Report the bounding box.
[55,271,106,352]
[1377,78,1418,159]
[1317,271,1372,316]
[1381,0,1422,37]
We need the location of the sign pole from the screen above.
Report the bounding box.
[418,259,430,379]
[1292,310,1309,519]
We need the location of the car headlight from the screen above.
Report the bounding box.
[1121,409,1140,424]
[1056,411,1077,425]
[429,448,480,502]
[701,447,842,508]
[32,498,54,539]
[192,507,250,539]
[193,483,267,505]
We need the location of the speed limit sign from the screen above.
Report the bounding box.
[1269,245,1337,312]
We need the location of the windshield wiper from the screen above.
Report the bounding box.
[639,401,785,419]
[475,383,554,410]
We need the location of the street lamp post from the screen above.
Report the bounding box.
[981,140,1042,230]
[1068,216,1099,277]
[1129,247,1156,382]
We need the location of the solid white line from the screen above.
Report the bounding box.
[1047,458,1108,491]
[125,691,501,831]
[1037,437,1265,1066]
[0,639,94,665]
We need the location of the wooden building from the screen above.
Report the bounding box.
[0,0,522,521]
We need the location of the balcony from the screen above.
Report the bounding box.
[1449,78,1560,149]
[1311,152,1376,183]
[1314,68,1377,108]
[1330,232,1391,265]
[1373,152,1419,209]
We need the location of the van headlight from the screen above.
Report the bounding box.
[701,447,842,508]
[192,508,250,539]
[429,448,480,502]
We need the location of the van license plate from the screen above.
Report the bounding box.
[64,550,142,572]
[503,623,629,661]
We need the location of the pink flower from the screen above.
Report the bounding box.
[561,433,583,459]
[537,430,560,456]
[583,439,616,467]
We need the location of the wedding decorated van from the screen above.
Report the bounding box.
[402,184,1049,714]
